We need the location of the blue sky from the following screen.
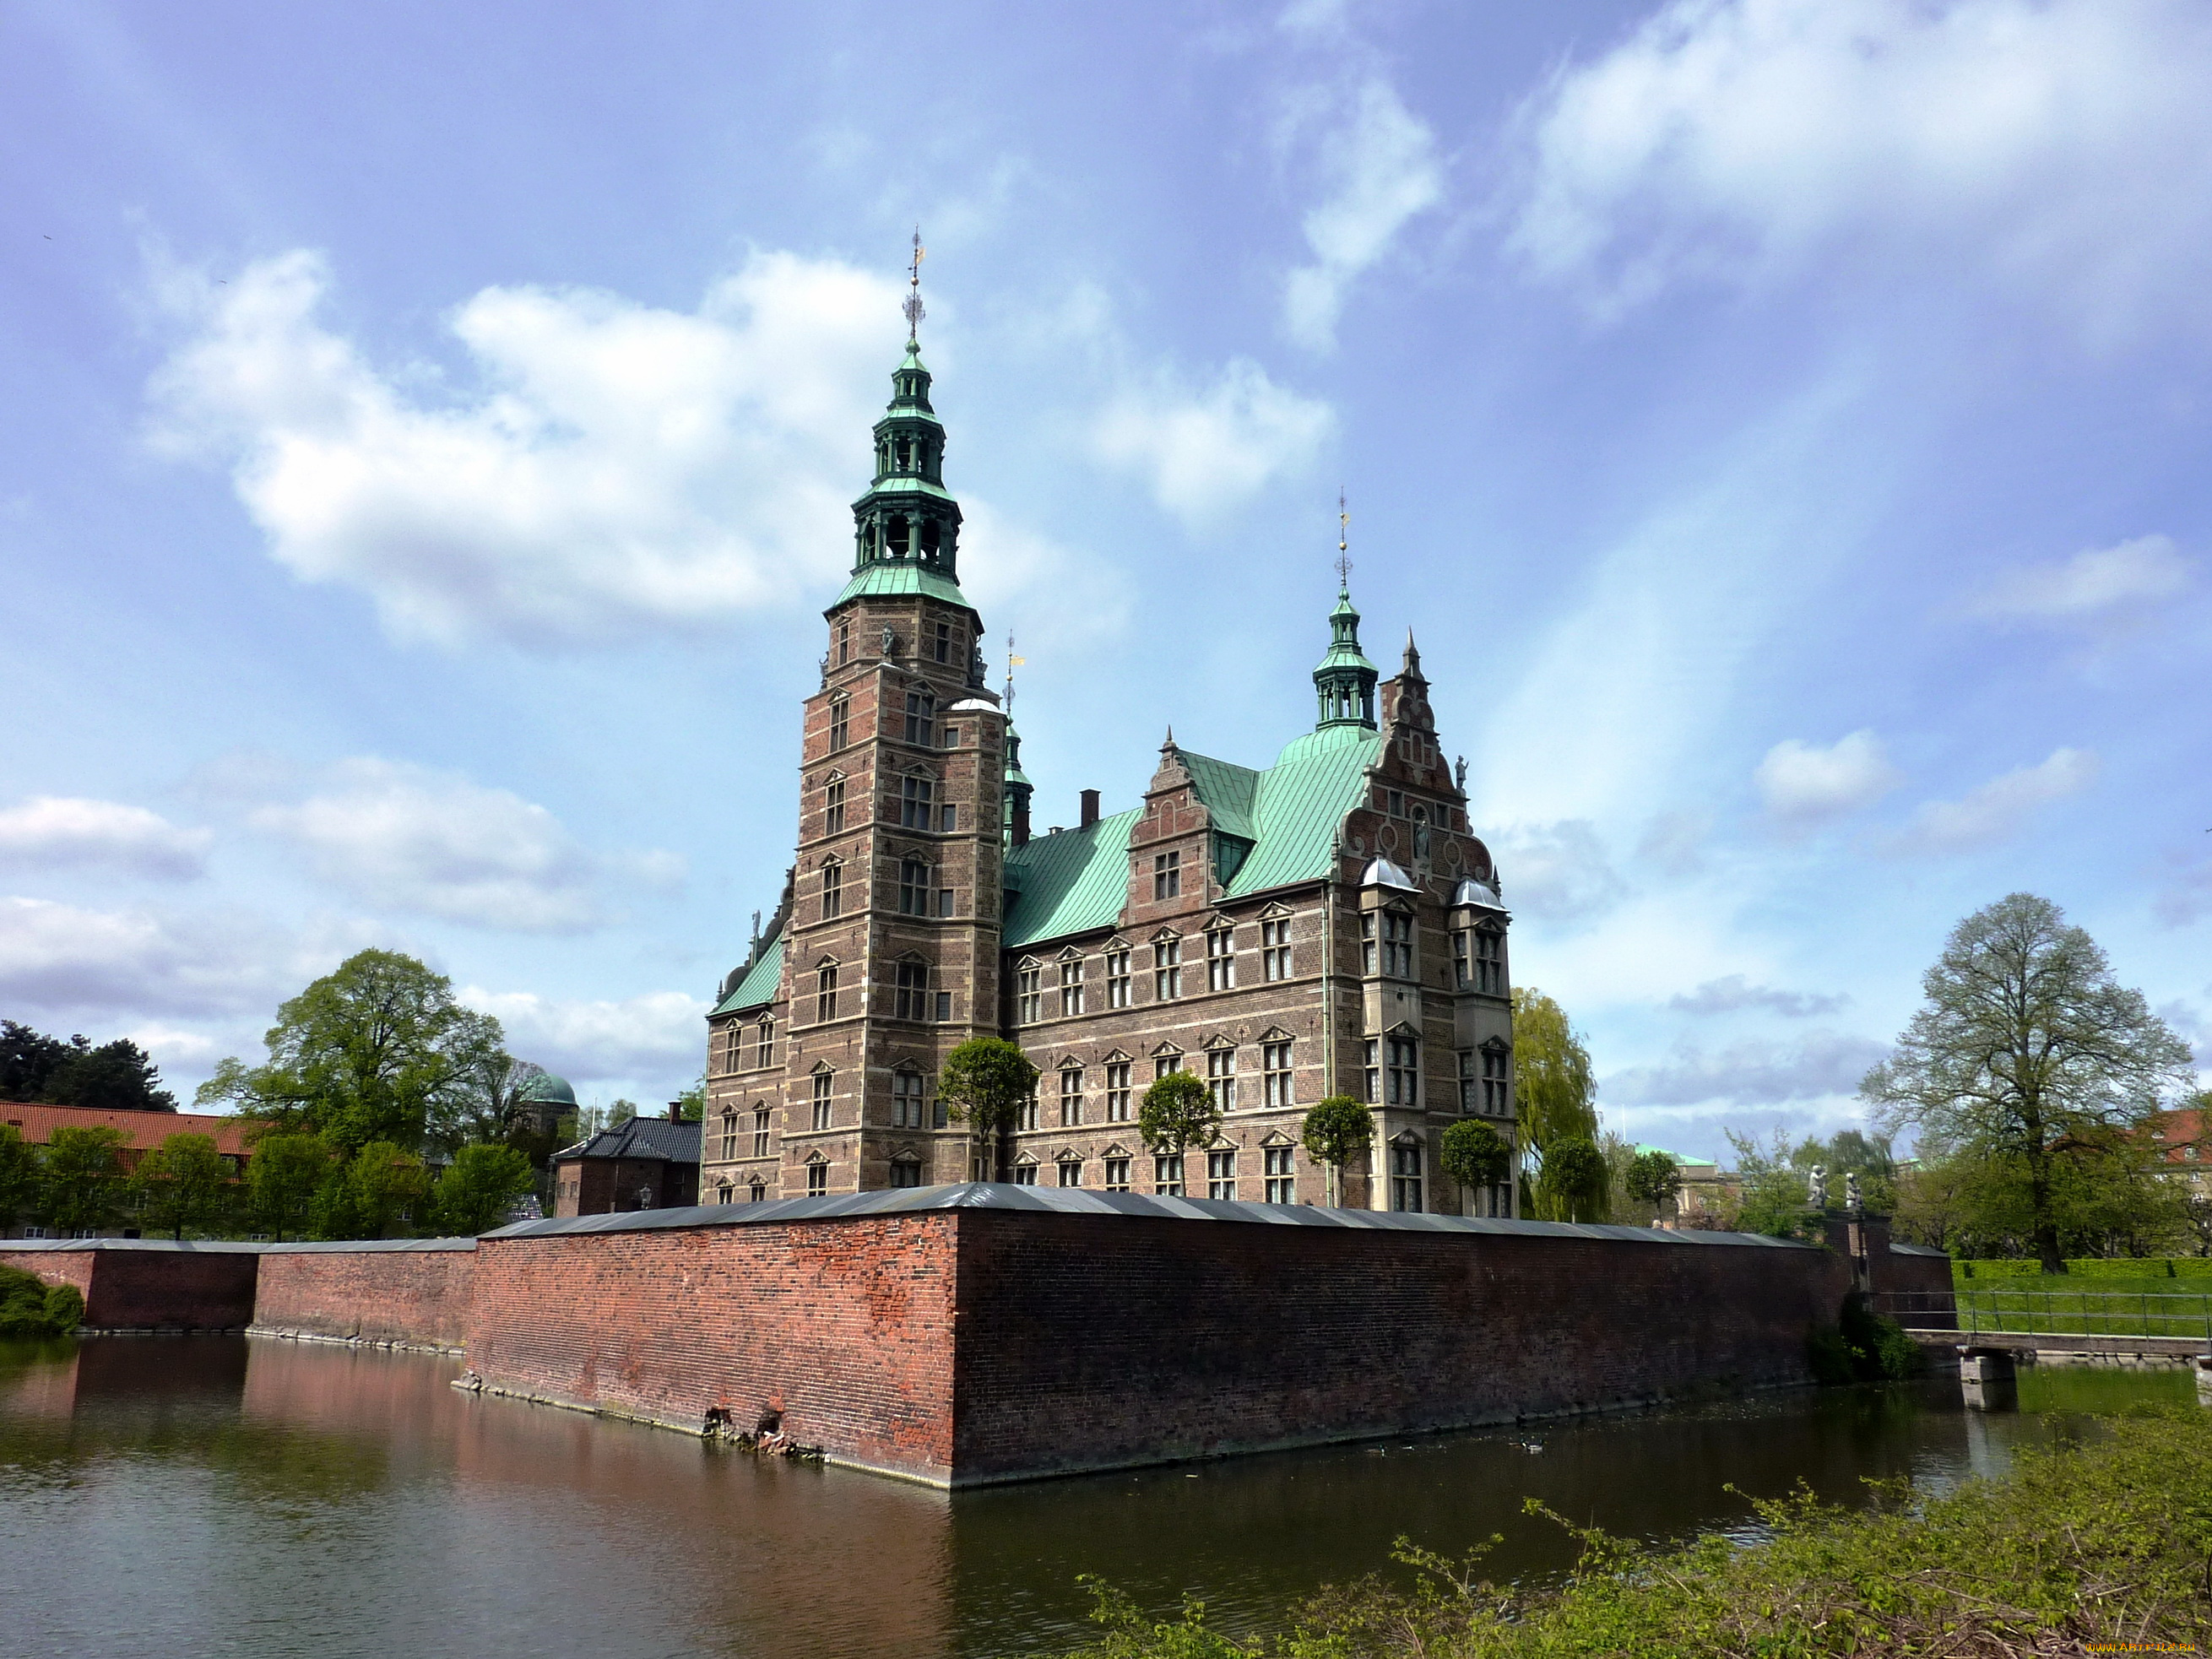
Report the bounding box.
[3,0,2208,1157]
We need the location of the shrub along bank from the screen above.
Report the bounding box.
[0,1264,84,1338]
[1064,1407,2212,1658]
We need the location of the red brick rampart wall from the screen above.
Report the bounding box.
[950,1212,1853,1484]
[464,1214,959,1483]
[0,1244,258,1329]
[252,1244,477,1350]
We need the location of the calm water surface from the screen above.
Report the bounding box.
[0,1336,2192,1659]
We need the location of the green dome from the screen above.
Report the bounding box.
[517,1071,577,1106]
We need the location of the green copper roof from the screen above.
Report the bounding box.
[826,561,972,611]
[712,931,785,1016]
[517,1071,577,1105]
[1000,726,1381,950]
[1001,809,1141,950]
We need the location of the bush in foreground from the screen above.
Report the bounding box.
[1064,1407,2212,1657]
[0,1265,84,1337]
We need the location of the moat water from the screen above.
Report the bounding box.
[0,1336,2193,1659]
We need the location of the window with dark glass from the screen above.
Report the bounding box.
[1391,1143,1423,1212]
[1206,927,1234,991]
[1152,849,1180,901]
[753,1108,770,1159]
[1011,1163,1038,1185]
[899,858,930,915]
[933,621,952,664]
[821,861,843,919]
[1152,938,1181,1000]
[1380,911,1413,978]
[1059,957,1084,1016]
[1057,1158,1082,1187]
[718,1109,738,1161]
[824,778,845,834]
[889,1159,923,1188]
[901,775,935,829]
[894,959,929,1020]
[1263,1146,1295,1204]
[811,1070,834,1131]
[828,695,849,751]
[1261,918,1292,980]
[1104,1060,1130,1121]
[904,689,934,746]
[1060,1067,1083,1126]
[1106,949,1131,1007]
[1263,1040,1293,1108]
[1103,1156,1131,1191]
[1017,965,1042,1024]
[757,1018,774,1069]
[1206,1148,1236,1201]
[1152,1154,1185,1195]
[1206,1048,1236,1112]
[892,1070,926,1128]
[807,1162,827,1196]
[816,965,838,1022]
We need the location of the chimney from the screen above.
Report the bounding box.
[1080,789,1100,829]
[668,1100,682,1122]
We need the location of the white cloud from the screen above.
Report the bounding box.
[1488,820,1628,924]
[460,987,709,1084]
[1282,73,1445,350]
[1507,0,2212,334]
[0,896,334,1017]
[0,796,210,879]
[1973,534,2192,624]
[1095,359,1334,526]
[1755,730,1901,830]
[1605,1029,1888,1107]
[248,758,636,933]
[1668,973,1850,1017]
[1886,746,2100,856]
[149,248,920,647]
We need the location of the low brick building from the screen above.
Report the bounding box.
[1,1102,254,1238]
[550,1114,700,1217]
[702,320,1520,1216]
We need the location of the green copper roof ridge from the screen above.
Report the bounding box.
[826,562,973,612]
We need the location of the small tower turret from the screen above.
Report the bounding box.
[1315,495,1379,730]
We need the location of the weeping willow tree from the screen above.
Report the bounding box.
[1512,987,1601,1221]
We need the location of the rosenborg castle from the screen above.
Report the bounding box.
[701,332,1520,1216]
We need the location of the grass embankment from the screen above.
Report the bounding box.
[1949,1259,2212,1342]
[1064,1409,2212,1658]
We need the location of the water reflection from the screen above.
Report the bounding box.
[0,1336,2192,1659]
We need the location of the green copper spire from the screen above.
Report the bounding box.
[835,233,967,608]
[1314,498,1377,729]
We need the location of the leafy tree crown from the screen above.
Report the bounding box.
[1137,1070,1219,1158]
[1300,1096,1374,1168]
[938,1038,1040,1136]
[1440,1118,1512,1191]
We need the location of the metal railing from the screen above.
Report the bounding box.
[1875,1286,2212,1344]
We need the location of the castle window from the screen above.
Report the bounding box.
[1458,1051,1477,1114]
[715,1180,732,1205]
[942,726,960,750]
[828,695,849,751]
[1206,926,1235,991]
[1059,957,1085,1017]
[1152,938,1182,1000]
[1017,965,1043,1024]
[1152,849,1180,901]
[1011,1163,1038,1185]
[1154,1052,1183,1081]
[901,775,935,829]
[1453,931,1469,990]
[904,689,935,746]
[1364,1036,1418,1106]
[890,1158,923,1188]
[938,884,955,917]
[1361,914,1375,975]
[1104,1060,1130,1121]
[1391,1142,1424,1212]
[1206,1149,1236,1201]
[816,965,838,1022]
[837,621,850,666]
[1386,789,1405,817]
[1060,1066,1083,1126]
[718,1109,738,1162]
[892,1070,927,1129]
[825,778,846,834]
[1057,1157,1082,1188]
[940,803,957,832]
[933,621,952,664]
[724,1026,742,1074]
[1017,1091,1039,1132]
[1103,1156,1131,1192]
[894,959,929,1020]
[1483,1046,1510,1114]
[1264,1146,1296,1204]
[1476,928,1504,995]
[1263,1040,1293,1108]
[935,990,953,1024]
[899,859,931,915]
[757,1018,774,1069]
[1261,918,1292,980]
[1153,1154,1185,1196]
[750,1178,767,1202]
[1376,911,1413,979]
[1206,1048,1236,1112]
[821,860,843,919]
[1105,949,1131,1007]
[753,1108,770,1159]
[811,1070,834,1131]
[808,1162,828,1197]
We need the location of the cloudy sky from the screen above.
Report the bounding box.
[3,0,2208,1153]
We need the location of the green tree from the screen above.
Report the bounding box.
[343,1141,429,1239]
[0,1123,37,1231]
[1440,1118,1512,1213]
[938,1038,1040,1181]
[1,1020,176,1110]
[197,949,507,1155]
[135,1132,231,1240]
[431,1143,534,1234]
[1862,893,2193,1274]
[246,1133,330,1241]
[673,1072,705,1123]
[1728,1130,1820,1239]
[1138,1071,1221,1190]
[41,1124,130,1233]
[1512,988,1600,1200]
[1300,1095,1374,1208]
[0,1264,84,1338]
[1625,1149,1683,1216]
[1535,1136,1609,1223]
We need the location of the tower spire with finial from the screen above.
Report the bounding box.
[1312,491,1378,732]
[903,225,926,344]
[1336,488,1353,593]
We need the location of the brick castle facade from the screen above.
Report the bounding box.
[701,328,1520,1215]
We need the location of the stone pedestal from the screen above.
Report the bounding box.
[2195,1354,2212,1407]
[1960,1347,2017,1411]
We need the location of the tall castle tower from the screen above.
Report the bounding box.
[771,274,1008,1195]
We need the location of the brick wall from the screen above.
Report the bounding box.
[949,1212,1851,1483]
[465,1214,959,1483]
[0,1242,258,1329]
[252,1241,476,1350]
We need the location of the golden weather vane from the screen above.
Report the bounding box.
[904,226,926,341]
[1336,488,1353,588]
